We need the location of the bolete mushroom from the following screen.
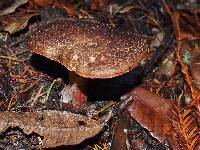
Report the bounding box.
[28,18,151,106]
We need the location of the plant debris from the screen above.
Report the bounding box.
[169,106,200,150]
[127,87,200,150]
[0,0,200,149]
[0,110,104,148]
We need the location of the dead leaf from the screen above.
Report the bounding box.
[126,87,180,149]
[0,0,29,16]
[126,87,200,149]
[4,12,39,34]
[0,110,104,148]
[60,83,87,109]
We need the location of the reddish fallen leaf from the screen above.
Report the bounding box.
[60,83,87,109]
[0,110,104,148]
[126,87,200,149]
[71,84,87,108]
[127,87,174,141]
[126,87,185,149]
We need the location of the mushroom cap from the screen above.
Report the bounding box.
[28,18,150,78]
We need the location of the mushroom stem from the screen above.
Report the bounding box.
[68,71,88,90]
[68,71,88,108]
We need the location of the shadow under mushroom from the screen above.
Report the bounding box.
[31,54,144,101]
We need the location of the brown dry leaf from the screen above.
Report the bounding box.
[0,110,104,148]
[126,87,181,149]
[0,0,29,16]
[4,12,39,34]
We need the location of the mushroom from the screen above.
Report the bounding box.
[28,18,151,106]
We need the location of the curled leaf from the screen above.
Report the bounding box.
[0,110,104,148]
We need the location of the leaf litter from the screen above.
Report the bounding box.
[0,110,105,148]
[0,0,200,149]
[127,87,200,150]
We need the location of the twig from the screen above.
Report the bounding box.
[79,9,94,18]
[0,55,22,61]
[19,77,42,93]
[7,92,17,110]
[176,41,198,100]
[30,85,45,106]
[164,0,200,107]
[95,101,116,117]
